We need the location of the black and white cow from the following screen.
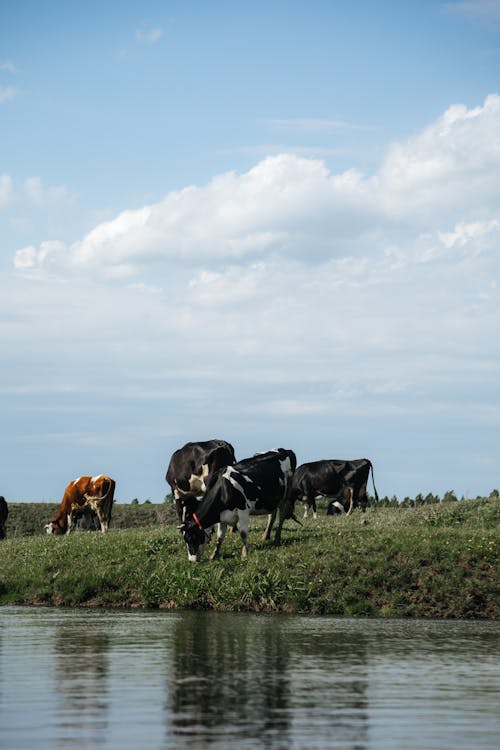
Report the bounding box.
[326,459,379,515]
[0,496,8,540]
[166,439,236,522]
[179,448,297,561]
[288,461,353,519]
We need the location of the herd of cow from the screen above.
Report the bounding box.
[0,439,378,562]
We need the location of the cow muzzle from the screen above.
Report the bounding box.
[182,525,210,562]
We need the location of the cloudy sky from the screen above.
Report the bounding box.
[1,0,499,503]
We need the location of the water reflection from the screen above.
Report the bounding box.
[52,627,110,748]
[289,629,370,749]
[168,613,293,748]
[0,608,498,750]
[167,612,373,749]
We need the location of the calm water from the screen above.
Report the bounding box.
[0,608,498,750]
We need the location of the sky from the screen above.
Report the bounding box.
[1,0,500,504]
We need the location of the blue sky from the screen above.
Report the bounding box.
[1,0,500,503]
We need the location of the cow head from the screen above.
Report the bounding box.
[178,517,211,562]
[45,518,64,535]
[327,485,354,516]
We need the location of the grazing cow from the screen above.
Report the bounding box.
[288,461,354,519]
[289,458,379,518]
[45,475,115,535]
[179,448,297,562]
[0,496,8,540]
[166,439,236,522]
[326,459,379,515]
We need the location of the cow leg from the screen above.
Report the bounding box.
[311,495,318,520]
[66,514,73,534]
[263,509,277,541]
[274,507,286,546]
[238,514,250,558]
[345,487,354,516]
[303,491,317,519]
[303,497,316,518]
[240,528,249,558]
[302,482,317,520]
[210,523,227,560]
[358,484,368,512]
[91,502,108,534]
[94,506,109,533]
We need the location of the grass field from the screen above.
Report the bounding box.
[0,497,498,618]
[3,500,177,538]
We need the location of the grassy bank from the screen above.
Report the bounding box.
[4,500,177,537]
[0,498,498,618]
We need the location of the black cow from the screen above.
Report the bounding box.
[289,458,379,518]
[0,496,8,539]
[327,459,379,515]
[288,461,353,519]
[166,439,236,522]
[179,448,297,561]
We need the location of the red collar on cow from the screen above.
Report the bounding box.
[193,513,203,530]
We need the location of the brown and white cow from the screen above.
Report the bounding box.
[45,475,115,535]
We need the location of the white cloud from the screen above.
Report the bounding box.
[14,241,66,271]
[378,94,500,217]
[444,1,500,25]
[14,95,500,280]
[0,174,76,214]
[23,176,76,206]
[5,96,500,468]
[0,174,13,206]
[136,26,163,44]
[0,85,16,103]
[13,156,375,275]
[438,219,500,250]
[0,61,17,73]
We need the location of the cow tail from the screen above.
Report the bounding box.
[345,486,354,515]
[369,462,379,503]
[100,478,113,500]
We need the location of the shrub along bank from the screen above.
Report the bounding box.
[0,498,498,618]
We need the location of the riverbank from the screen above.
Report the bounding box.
[0,498,498,617]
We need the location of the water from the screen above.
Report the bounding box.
[0,608,498,750]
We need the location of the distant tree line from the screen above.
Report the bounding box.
[367,488,499,508]
[143,489,500,508]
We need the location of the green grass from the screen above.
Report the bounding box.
[0,498,498,618]
[4,501,177,537]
